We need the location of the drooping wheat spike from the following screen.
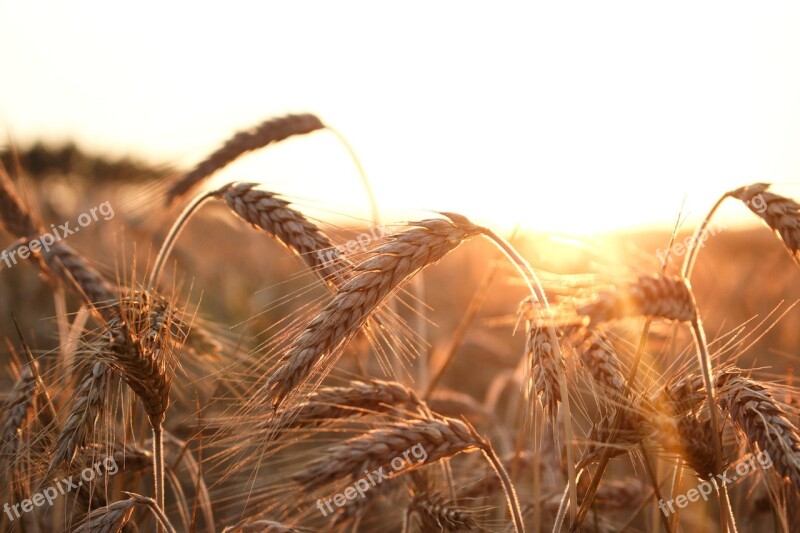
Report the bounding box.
[0,167,40,240]
[578,274,695,326]
[69,443,154,528]
[579,334,626,402]
[101,295,177,426]
[259,214,482,410]
[166,113,325,203]
[47,361,110,477]
[718,374,800,490]
[728,183,800,264]
[577,405,652,469]
[294,416,525,532]
[267,379,424,434]
[408,492,478,532]
[74,497,138,533]
[654,372,707,416]
[294,417,482,490]
[222,182,353,288]
[41,242,119,322]
[75,492,176,533]
[667,414,724,479]
[0,363,37,463]
[520,297,563,425]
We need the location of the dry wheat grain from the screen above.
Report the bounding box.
[729,183,800,263]
[578,274,695,325]
[259,214,482,410]
[718,374,800,490]
[409,492,478,531]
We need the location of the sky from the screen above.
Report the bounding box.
[1,2,799,235]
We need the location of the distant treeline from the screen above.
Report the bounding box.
[0,142,171,182]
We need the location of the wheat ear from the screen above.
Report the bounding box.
[294,416,524,533]
[728,183,800,263]
[0,363,37,464]
[267,378,423,434]
[718,374,800,490]
[579,334,626,401]
[578,274,695,325]
[408,492,478,531]
[149,182,351,291]
[259,214,481,410]
[47,361,110,477]
[684,183,800,277]
[75,492,176,533]
[165,113,324,203]
[520,298,564,426]
[0,166,40,240]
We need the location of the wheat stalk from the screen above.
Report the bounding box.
[0,167,40,240]
[684,183,800,277]
[166,113,325,203]
[520,298,564,426]
[47,361,110,477]
[577,274,695,325]
[0,363,37,464]
[718,374,800,490]
[258,214,481,410]
[267,378,423,433]
[222,182,353,287]
[294,416,524,532]
[150,182,352,292]
[75,492,176,533]
[579,334,626,401]
[408,492,478,532]
[728,183,800,263]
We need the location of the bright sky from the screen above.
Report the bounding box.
[2,2,799,235]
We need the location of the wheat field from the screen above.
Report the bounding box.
[1,114,799,533]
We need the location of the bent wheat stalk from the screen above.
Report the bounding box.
[477,226,578,521]
[258,214,482,410]
[47,361,110,478]
[568,274,732,533]
[294,416,524,533]
[683,182,800,278]
[267,378,424,435]
[718,374,800,489]
[149,182,351,291]
[75,492,176,533]
[408,492,478,532]
[165,113,325,203]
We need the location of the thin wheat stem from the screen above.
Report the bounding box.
[480,442,525,533]
[148,188,219,291]
[478,227,577,522]
[682,193,728,278]
[567,316,653,532]
[689,316,731,533]
[152,423,166,531]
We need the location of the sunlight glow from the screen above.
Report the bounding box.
[1,2,799,234]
